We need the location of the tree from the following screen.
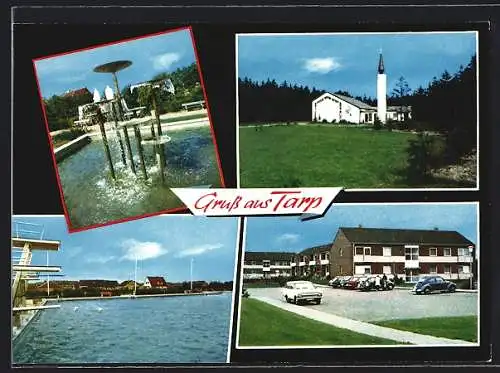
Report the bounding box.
[391,76,411,101]
[390,76,412,125]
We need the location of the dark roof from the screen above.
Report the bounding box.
[387,105,412,113]
[146,276,168,287]
[78,280,119,287]
[333,94,375,110]
[244,251,295,262]
[339,227,474,246]
[299,244,331,256]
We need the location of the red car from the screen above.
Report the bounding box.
[343,276,362,290]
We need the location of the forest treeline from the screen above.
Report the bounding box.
[239,55,477,164]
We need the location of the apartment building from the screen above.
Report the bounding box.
[243,227,476,283]
[330,227,476,282]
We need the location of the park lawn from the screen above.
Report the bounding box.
[239,124,416,188]
[373,316,478,343]
[238,298,402,346]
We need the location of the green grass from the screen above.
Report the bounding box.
[373,316,477,342]
[238,298,402,346]
[239,124,461,188]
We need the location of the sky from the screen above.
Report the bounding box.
[244,203,479,258]
[34,28,196,98]
[237,32,478,98]
[12,215,238,283]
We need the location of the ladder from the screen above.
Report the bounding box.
[11,243,32,304]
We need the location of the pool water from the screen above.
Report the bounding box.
[57,126,222,229]
[13,293,232,364]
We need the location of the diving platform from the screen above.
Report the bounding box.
[13,304,60,312]
[12,238,61,251]
[12,265,61,273]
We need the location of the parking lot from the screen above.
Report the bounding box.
[246,286,478,322]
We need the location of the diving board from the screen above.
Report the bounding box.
[13,305,60,312]
[12,238,61,251]
[13,265,61,273]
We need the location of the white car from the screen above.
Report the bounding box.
[281,280,323,305]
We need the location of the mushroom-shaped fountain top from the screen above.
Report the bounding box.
[93,60,132,74]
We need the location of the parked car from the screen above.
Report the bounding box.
[329,276,350,288]
[281,280,323,305]
[358,275,395,291]
[344,276,363,290]
[411,276,457,295]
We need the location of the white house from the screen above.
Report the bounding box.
[312,53,412,124]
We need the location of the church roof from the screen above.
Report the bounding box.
[333,94,375,110]
[313,92,376,110]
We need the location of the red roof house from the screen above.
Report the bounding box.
[144,276,168,289]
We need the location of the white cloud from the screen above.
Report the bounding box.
[152,52,181,70]
[176,243,223,258]
[120,239,168,261]
[276,233,300,244]
[66,246,83,258]
[85,255,116,264]
[303,57,342,74]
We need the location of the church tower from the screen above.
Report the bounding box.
[376,52,387,123]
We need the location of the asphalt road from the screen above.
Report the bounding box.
[247,287,478,322]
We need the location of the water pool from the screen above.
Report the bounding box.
[13,293,232,364]
[56,125,222,229]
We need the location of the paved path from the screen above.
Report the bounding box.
[253,295,475,346]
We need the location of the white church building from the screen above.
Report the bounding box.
[312,53,412,124]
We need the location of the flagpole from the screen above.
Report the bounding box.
[134,256,138,296]
[190,258,193,292]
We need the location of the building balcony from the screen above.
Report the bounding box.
[244,264,263,269]
[354,255,405,263]
[458,256,474,263]
[405,260,420,269]
[419,256,474,263]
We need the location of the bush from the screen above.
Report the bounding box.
[373,117,382,130]
[405,133,446,183]
[385,119,398,132]
[453,279,474,290]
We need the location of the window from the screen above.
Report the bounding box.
[364,247,371,256]
[444,265,451,274]
[339,265,343,274]
[364,267,371,274]
[321,253,325,260]
[429,248,437,256]
[444,248,451,257]
[429,265,437,274]
[405,247,419,260]
[355,247,363,255]
[263,260,270,268]
[383,247,392,257]
[459,265,470,274]
[383,265,391,274]
[339,248,343,257]
[458,247,472,256]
